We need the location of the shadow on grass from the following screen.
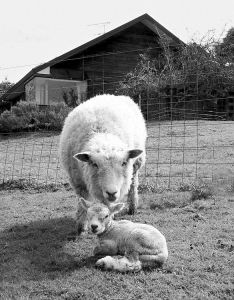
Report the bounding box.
[0,217,96,281]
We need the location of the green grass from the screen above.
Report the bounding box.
[0,183,233,299]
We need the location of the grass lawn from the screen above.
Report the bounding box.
[0,182,233,299]
[0,120,234,299]
[1,120,234,189]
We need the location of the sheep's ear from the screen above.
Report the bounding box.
[128,149,143,159]
[79,197,91,210]
[74,152,90,162]
[110,203,125,215]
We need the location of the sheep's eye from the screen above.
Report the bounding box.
[122,161,127,167]
[92,162,98,168]
[104,214,109,219]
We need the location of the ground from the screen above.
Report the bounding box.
[0,120,234,299]
[1,120,234,189]
[0,183,233,300]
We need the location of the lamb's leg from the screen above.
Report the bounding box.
[95,256,142,272]
[128,157,142,215]
[96,251,141,272]
[139,253,167,267]
[93,240,118,257]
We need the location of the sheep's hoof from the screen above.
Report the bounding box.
[77,226,84,236]
[128,205,137,215]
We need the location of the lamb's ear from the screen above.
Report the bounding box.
[74,152,90,162]
[109,203,125,215]
[128,149,143,159]
[79,197,91,210]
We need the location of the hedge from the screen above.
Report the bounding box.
[0,101,72,133]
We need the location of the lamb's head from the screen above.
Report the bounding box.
[80,198,125,235]
[74,148,142,205]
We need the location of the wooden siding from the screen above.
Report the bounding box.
[50,23,163,99]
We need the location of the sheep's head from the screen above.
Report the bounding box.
[74,148,142,205]
[80,198,124,235]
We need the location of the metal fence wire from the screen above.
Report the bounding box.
[0,48,234,189]
[1,120,234,189]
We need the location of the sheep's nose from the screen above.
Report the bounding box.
[106,191,117,202]
[91,224,98,232]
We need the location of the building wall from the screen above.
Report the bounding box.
[25,79,36,102]
[25,77,87,105]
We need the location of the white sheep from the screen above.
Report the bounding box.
[59,94,147,234]
[80,198,168,272]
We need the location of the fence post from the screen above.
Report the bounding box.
[195,68,199,180]
[102,55,105,94]
[168,73,174,188]
[146,60,149,121]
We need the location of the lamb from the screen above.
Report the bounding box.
[80,198,168,272]
[59,94,147,234]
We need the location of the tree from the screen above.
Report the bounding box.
[0,78,14,97]
[0,78,15,113]
[215,27,234,64]
[116,35,234,120]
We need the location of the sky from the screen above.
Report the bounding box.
[0,0,233,83]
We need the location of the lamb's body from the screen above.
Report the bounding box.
[95,219,168,272]
[59,95,147,231]
[80,199,168,272]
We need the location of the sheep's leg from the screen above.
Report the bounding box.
[128,158,142,215]
[128,170,139,215]
[76,202,88,235]
[76,187,89,235]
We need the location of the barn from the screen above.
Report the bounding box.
[2,14,184,109]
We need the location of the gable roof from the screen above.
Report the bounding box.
[2,13,185,102]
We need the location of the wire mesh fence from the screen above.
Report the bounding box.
[1,120,234,190]
[1,46,234,190]
[0,132,64,186]
[146,119,234,188]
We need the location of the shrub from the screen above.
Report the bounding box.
[116,32,234,121]
[62,88,80,107]
[0,101,71,132]
[190,182,214,201]
[0,110,25,132]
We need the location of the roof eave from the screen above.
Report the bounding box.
[2,13,185,102]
